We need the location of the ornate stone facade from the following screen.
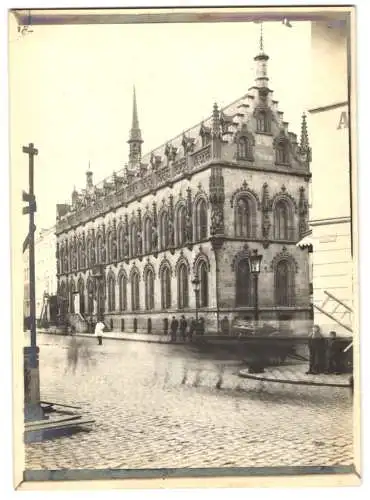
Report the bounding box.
[56,41,312,334]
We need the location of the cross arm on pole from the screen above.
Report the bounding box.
[22,143,38,156]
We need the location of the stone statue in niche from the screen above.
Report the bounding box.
[210,207,224,235]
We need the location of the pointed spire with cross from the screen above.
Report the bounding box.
[128,85,143,168]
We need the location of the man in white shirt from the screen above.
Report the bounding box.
[94,319,105,345]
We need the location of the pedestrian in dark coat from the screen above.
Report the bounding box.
[179,315,187,342]
[326,331,341,374]
[188,317,196,341]
[306,325,324,374]
[170,316,179,342]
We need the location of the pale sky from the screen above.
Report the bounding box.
[9,15,311,234]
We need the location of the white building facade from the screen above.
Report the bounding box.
[308,18,353,336]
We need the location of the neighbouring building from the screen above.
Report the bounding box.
[55,35,312,335]
[23,226,58,327]
[306,18,353,336]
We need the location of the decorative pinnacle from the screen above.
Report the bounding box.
[300,112,310,150]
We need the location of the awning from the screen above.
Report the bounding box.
[296,234,313,250]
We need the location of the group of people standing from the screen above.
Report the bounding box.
[307,325,342,375]
[169,315,205,342]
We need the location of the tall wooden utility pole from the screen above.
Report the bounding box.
[22,142,43,421]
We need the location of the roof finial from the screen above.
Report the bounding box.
[259,22,264,53]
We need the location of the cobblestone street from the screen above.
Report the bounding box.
[25,334,353,470]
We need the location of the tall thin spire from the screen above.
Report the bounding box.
[128,85,143,168]
[254,22,269,88]
[129,85,142,143]
[259,22,264,53]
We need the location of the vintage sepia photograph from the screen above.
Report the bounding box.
[9,5,359,489]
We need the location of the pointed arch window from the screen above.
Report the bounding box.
[161,266,171,309]
[145,269,155,311]
[274,200,291,240]
[96,236,104,264]
[144,217,153,254]
[177,263,189,309]
[69,280,76,313]
[87,278,94,314]
[160,211,169,250]
[198,261,209,308]
[107,274,116,312]
[194,199,208,241]
[275,260,295,306]
[235,197,252,237]
[77,241,84,270]
[119,273,127,311]
[176,205,187,247]
[131,270,140,311]
[235,258,252,306]
[118,226,125,260]
[87,239,94,268]
[130,222,138,258]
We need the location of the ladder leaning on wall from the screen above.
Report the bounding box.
[313,290,353,334]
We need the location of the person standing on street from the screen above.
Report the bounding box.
[170,316,179,342]
[179,315,187,342]
[306,324,324,374]
[94,318,105,346]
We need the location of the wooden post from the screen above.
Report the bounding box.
[22,143,44,421]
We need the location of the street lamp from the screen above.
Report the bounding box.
[192,275,200,323]
[249,249,263,322]
[248,249,264,374]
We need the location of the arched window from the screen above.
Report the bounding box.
[77,241,84,270]
[256,110,271,133]
[194,199,208,241]
[177,263,189,309]
[131,270,140,311]
[130,222,138,258]
[107,232,114,263]
[275,260,295,306]
[235,258,252,306]
[161,266,171,309]
[77,278,85,315]
[198,261,209,308]
[118,226,125,260]
[145,268,154,310]
[107,274,115,312]
[87,278,94,314]
[235,198,252,237]
[176,205,187,246]
[96,236,104,264]
[274,200,290,240]
[87,239,94,268]
[144,217,152,254]
[160,211,169,250]
[118,273,127,311]
[275,142,289,164]
[69,280,76,313]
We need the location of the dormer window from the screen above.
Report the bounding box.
[256,110,271,133]
[275,140,290,165]
[238,136,253,160]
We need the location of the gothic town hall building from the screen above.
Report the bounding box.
[55,40,312,335]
